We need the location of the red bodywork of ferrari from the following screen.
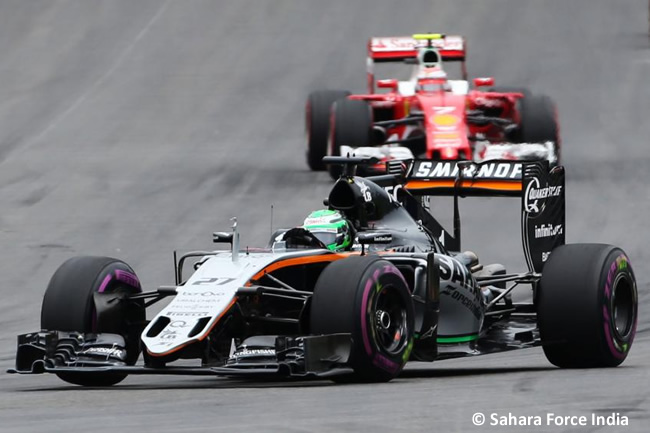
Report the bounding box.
[354,36,524,162]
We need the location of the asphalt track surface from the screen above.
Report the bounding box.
[0,1,649,432]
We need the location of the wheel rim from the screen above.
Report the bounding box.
[611,274,635,340]
[372,285,409,355]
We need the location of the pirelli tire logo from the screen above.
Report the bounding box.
[534,223,563,239]
[524,177,563,215]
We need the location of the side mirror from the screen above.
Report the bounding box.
[377,79,399,90]
[213,232,234,244]
[473,77,495,88]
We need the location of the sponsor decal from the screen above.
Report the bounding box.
[355,179,372,202]
[449,290,482,320]
[167,311,210,317]
[383,184,403,202]
[82,346,125,359]
[414,160,522,180]
[473,96,504,108]
[234,348,276,358]
[159,330,178,340]
[534,224,563,239]
[169,320,189,328]
[433,132,461,140]
[432,113,460,128]
[438,256,482,320]
[431,107,460,132]
[371,37,463,52]
[541,251,551,263]
[524,177,562,214]
[438,256,473,289]
[191,277,236,286]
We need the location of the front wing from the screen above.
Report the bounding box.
[8,331,353,379]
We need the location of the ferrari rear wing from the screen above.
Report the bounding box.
[368,35,466,62]
[394,159,565,272]
[366,34,467,93]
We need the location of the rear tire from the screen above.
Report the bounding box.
[306,90,350,171]
[41,256,145,386]
[310,256,414,382]
[538,244,637,368]
[328,99,373,180]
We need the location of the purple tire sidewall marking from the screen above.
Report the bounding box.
[98,274,112,293]
[602,254,635,359]
[359,264,404,373]
[373,353,400,374]
[361,278,374,356]
[93,266,142,331]
[115,269,141,291]
[382,264,409,288]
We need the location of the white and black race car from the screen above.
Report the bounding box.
[9,157,638,385]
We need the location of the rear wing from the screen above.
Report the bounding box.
[396,159,565,273]
[367,34,467,93]
[368,35,466,62]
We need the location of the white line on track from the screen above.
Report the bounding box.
[23,0,171,149]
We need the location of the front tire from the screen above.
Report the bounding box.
[41,256,145,386]
[306,90,350,171]
[518,94,561,163]
[310,256,414,382]
[328,99,373,180]
[538,244,637,368]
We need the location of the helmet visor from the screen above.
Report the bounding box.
[310,230,341,250]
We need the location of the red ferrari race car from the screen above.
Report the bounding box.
[305,34,560,179]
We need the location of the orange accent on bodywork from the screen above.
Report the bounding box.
[405,180,522,191]
[249,252,358,283]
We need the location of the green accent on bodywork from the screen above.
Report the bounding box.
[402,338,414,362]
[437,334,479,344]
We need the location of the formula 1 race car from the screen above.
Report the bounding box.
[306,34,560,179]
[10,158,637,385]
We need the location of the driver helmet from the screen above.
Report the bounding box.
[302,209,353,251]
[416,47,447,84]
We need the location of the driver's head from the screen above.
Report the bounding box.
[419,47,441,68]
[302,210,353,251]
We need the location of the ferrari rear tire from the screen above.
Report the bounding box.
[306,90,350,171]
[538,244,637,368]
[41,256,145,386]
[310,256,414,382]
[328,98,373,180]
